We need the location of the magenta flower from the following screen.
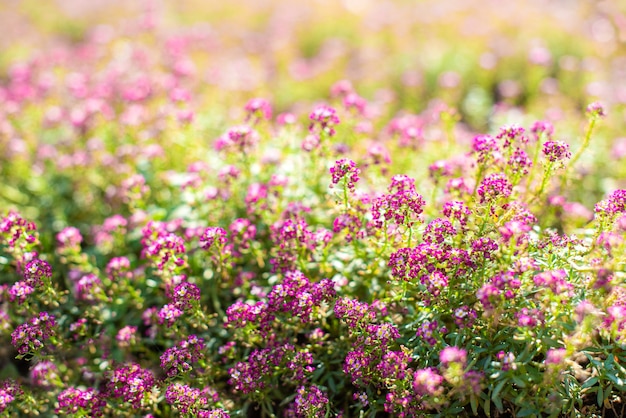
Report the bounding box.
[11,312,56,356]
[309,105,340,136]
[477,173,512,203]
[586,101,606,119]
[56,387,104,416]
[542,140,571,162]
[330,159,360,193]
[439,346,467,368]
[413,368,444,397]
[105,363,156,409]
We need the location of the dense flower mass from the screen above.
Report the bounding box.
[0,2,623,417]
[105,363,156,409]
[477,173,513,203]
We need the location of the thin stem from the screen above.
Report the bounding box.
[535,163,554,202]
[569,118,596,168]
[561,118,597,191]
[525,135,545,191]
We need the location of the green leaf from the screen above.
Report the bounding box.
[517,407,538,417]
[581,376,598,389]
[327,375,337,393]
[493,395,503,412]
[606,373,626,390]
[470,395,478,415]
[492,378,508,403]
[512,376,527,388]
[597,385,604,407]
[483,395,491,417]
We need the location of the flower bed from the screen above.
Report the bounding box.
[1,1,626,417]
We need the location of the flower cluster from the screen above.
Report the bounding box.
[227,271,336,332]
[104,363,156,409]
[330,159,360,193]
[160,335,206,378]
[477,173,513,203]
[0,8,624,416]
[56,387,105,417]
[542,140,571,162]
[371,175,426,228]
[309,105,340,137]
[11,312,57,357]
[141,221,187,273]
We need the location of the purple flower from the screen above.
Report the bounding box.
[545,348,567,365]
[160,335,206,378]
[470,237,499,261]
[442,200,472,227]
[172,282,201,311]
[199,227,227,250]
[8,281,34,304]
[586,101,606,119]
[542,141,571,162]
[158,303,184,327]
[29,360,59,388]
[507,147,532,176]
[423,218,456,244]
[343,350,372,386]
[496,124,527,147]
[472,134,500,164]
[517,308,542,328]
[293,385,329,418]
[476,284,500,310]
[416,320,443,346]
[453,306,477,329]
[378,349,412,380]
[56,387,104,416]
[595,189,626,217]
[309,105,340,136]
[106,256,132,281]
[531,120,554,140]
[229,125,259,151]
[439,346,467,367]
[334,297,375,328]
[200,409,230,418]
[533,270,573,296]
[499,220,532,242]
[116,326,138,348]
[330,159,360,193]
[165,383,205,414]
[0,380,22,414]
[413,368,444,397]
[56,226,82,250]
[244,97,272,122]
[11,312,56,356]
[105,363,156,409]
[74,273,106,303]
[477,173,512,203]
[371,175,425,228]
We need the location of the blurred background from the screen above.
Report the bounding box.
[1,0,625,129]
[1,0,625,233]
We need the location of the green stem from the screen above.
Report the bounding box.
[560,118,597,192]
[525,135,545,191]
[534,163,554,202]
[472,165,486,197]
[569,118,596,169]
[343,177,349,213]
[477,204,493,236]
